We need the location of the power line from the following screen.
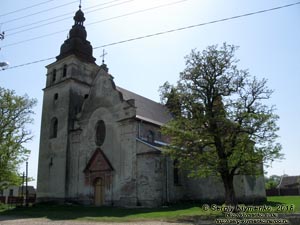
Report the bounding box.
[1,1,78,24]
[1,57,55,71]
[95,1,300,48]
[2,0,187,46]
[6,0,187,37]
[5,17,71,36]
[6,0,136,37]
[87,0,188,27]
[4,0,130,32]
[2,1,300,71]
[0,0,55,18]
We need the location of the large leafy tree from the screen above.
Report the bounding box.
[160,43,282,205]
[0,87,36,189]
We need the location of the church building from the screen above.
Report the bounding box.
[36,7,266,207]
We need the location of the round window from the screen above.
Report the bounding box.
[95,120,106,146]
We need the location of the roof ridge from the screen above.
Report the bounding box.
[116,86,164,106]
[116,85,172,125]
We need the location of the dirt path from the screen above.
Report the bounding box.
[0,216,196,225]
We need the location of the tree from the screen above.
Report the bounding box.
[265,175,282,189]
[159,43,283,205]
[0,87,36,189]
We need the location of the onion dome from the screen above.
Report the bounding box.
[56,7,96,64]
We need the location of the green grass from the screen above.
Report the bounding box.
[0,196,299,222]
[0,203,217,222]
[267,196,300,212]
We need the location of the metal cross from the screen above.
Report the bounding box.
[100,49,108,64]
[79,0,82,8]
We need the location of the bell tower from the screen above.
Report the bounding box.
[37,6,99,202]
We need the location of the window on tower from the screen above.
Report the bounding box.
[54,93,58,101]
[52,69,57,82]
[63,65,67,77]
[49,157,53,167]
[50,117,58,138]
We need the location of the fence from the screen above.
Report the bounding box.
[0,196,36,205]
[0,196,5,203]
[7,196,24,205]
[266,188,300,196]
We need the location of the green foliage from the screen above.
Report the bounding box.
[265,175,281,189]
[0,87,36,189]
[160,43,283,204]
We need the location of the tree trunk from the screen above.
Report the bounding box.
[221,173,237,206]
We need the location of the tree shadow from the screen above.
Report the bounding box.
[0,202,204,222]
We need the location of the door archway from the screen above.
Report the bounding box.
[94,177,104,206]
[84,149,114,206]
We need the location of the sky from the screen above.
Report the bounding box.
[0,0,299,187]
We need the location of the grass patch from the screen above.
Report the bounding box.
[0,203,218,222]
[0,203,10,211]
[0,196,299,222]
[267,196,300,212]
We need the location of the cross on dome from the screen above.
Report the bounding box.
[74,1,85,26]
[100,49,108,65]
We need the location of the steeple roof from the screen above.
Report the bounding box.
[56,7,96,64]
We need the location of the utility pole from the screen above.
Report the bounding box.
[25,162,28,207]
[22,172,25,206]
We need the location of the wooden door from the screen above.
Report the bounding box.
[94,178,104,206]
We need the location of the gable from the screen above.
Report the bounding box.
[79,68,172,126]
[84,148,113,173]
[79,68,136,121]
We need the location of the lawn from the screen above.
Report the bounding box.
[267,196,300,212]
[0,196,299,222]
[0,203,216,222]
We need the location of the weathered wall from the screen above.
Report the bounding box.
[66,68,138,206]
[180,174,266,203]
[242,175,266,203]
[136,141,163,207]
[37,55,98,202]
[164,157,185,203]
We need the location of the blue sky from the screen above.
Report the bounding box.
[1,0,299,187]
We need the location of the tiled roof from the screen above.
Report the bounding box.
[278,176,300,188]
[117,86,172,125]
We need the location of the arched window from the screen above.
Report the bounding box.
[54,93,58,100]
[95,120,106,146]
[52,69,57,82]
[50,117,58,138]
[49,157,53,167]
[147,130,154,143]
[63,65,67,77]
